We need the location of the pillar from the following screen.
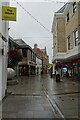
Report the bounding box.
[52,63,55,76]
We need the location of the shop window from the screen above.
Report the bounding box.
[74,30,78,46]
[13,45,16,50]
[22,49,27,57]
[9,41,11,49]
[32,52,36,61]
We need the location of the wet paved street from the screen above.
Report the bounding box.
[2,75,80,119]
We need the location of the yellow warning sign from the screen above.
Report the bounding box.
[2,6,16,21]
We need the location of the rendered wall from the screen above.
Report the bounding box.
[0,1,9,100]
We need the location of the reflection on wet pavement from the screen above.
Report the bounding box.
[2,75,80,118]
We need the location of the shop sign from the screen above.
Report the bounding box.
[2,6,16,21]
[28,61,33,65]
[28,61,37,66]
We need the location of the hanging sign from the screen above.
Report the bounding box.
[2,6,16,21]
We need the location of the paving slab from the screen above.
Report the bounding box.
[2,75,80,119]
[2,94,55,118]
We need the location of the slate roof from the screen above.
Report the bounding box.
[56,4,67,13]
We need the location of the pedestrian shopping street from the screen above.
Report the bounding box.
[2,75,80,119]
[1,1,80,120]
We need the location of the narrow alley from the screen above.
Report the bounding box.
[2,75,80,119]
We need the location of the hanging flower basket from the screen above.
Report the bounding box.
[55,62,62,70]
[8,49,22,68]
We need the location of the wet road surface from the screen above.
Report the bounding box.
[2,75,80,119]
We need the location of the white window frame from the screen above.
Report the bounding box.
[73,30,78,47]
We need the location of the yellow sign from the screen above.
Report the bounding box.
[2,6,16,21]
[48,64,52,69]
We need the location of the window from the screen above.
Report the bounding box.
[73,2,76,14]
[22,49,27,57]
[67,36,70,50]
[74,30,78,46]
[33,53,36,61]
[67,12,69,22]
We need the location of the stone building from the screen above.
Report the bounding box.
[52,2,80,78]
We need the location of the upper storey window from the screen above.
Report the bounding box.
[22,49,27,57]
[67,36,70,50]
[67,12,69,22]
[73,2,77,14]
[74,30,78,46]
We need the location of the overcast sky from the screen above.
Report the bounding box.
[9,1,65,63]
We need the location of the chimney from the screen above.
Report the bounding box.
[34,44,38,49]
[45,46,47,54]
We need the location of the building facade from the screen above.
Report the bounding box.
[33,44,49,74]
[36,56,42,75]
[0,1,9,100]
[8,38,37,76]
[52,2,80,78]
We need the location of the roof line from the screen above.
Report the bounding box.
[56,4,67,13]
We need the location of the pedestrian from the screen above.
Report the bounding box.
[41,70,43,74]
[50,66,53,78]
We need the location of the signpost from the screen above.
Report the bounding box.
[2,6,16,21]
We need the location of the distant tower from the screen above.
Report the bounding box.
[34,44,38,49]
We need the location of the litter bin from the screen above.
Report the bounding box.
[56,74,60,82]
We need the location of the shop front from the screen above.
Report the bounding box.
[30,66,36,75]
[19,64,29,76]
[28,60,37,75]
[62,62,73,77]
[61,57,80,79]
[18,60,37,76]
[71,58,80,81]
